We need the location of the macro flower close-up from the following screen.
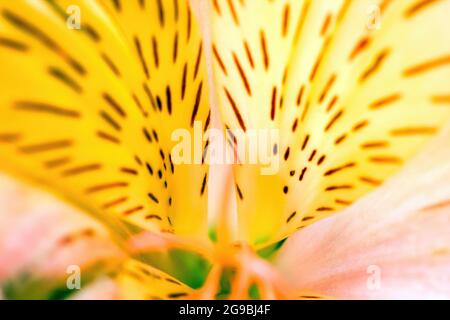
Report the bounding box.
[0,0,449,301]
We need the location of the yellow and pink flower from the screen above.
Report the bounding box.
[0,0,449,299]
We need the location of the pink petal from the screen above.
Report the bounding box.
[0,174,124,280]
[274,123,450,299]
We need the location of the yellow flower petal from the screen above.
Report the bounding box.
[115,259,192,300]
[0,0,210,237]
[196,0,450,246]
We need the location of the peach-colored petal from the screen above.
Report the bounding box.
[274,122,450,299]
[0,173,124,284]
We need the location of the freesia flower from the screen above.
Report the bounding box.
[0,0,449,299]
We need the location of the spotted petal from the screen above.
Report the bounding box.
[115,259,193,300]
[274,120,450,299]
[0,0,210,237]
[194,0,450,246]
